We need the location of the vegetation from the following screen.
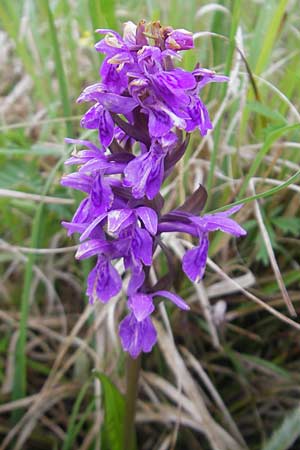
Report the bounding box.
[0,0,299,449]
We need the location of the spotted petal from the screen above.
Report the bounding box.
[182,234,209,282]
[86,256,122,303]
[128,293,155,321]
[119,313,157,358]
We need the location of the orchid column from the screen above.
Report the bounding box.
[61,20,246,449]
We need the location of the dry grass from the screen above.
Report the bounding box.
[1,1,300,449]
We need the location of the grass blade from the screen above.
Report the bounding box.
[206,0,241,198]
[41,0,73,136]
[262,407,300,450]
[238,124,300,198]
[62,380,92,450]
[11,154,67,423]
[94,371,126,450]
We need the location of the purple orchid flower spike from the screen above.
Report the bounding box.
[61,20,246,358]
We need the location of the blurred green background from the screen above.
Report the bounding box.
[1,1,300,449]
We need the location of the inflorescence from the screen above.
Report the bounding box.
[61,21,246,358]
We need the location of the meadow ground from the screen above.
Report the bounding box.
[0,1,300,449]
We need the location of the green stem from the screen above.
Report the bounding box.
[122,355,141,450]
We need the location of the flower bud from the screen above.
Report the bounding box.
[165,28,194,50]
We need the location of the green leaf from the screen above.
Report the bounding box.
[262,407,300,450]
[209,169,300,214]
[238,123,300,198]
[253,0,289,75]
[262,270,300,294]
[255,235,271,266]
[88,0,117,38]
[94,371,125,450]
[272,217,300,236]
[11,155,66,424]
[239,354,292,380]
[62,379,93,450]
[246,101,286,123]
[41,0,73,136]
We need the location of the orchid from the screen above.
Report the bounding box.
[62,20,246,359]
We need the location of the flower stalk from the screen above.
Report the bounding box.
[123,354,141,450]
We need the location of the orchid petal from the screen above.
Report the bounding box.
[153,290,190,310]
[182,234,209,282]
[136,207,158,235]
[128,293,155,321]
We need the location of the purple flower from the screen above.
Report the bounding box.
[119,291,189,358]
[182,234,209,282]
[119,314,157,358]
[86,255,122,303]
[165,29,194,51]
[159,204,246,282]
[61,20,245,358]
[123,141,166,199]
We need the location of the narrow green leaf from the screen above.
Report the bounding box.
[238,124,300,198]
[262,407,300,450]
[246,101,286,123]
[88,0,117,37]
[62,380,92,450]
[239,354,291,379]
[206,0,241,199]
[254,0,288,75]
[94,371,125,450]
[41,0,73,136]
[100,0,117,30]
[262,270,300,294]
[0,0,50,104]
[11,154,67,423]
[209,168,300,213]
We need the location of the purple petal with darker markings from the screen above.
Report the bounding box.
[90,173,113,212]
[81,104,102,129]
[136,207,158,235]
[128,293,155,321]
[78,84,138,113]
[165,68,196,89]
[86,256,122,303]
[147,107,173,137]
[182,234,209,282]
[79,213,108,242]
[119,313,157,358]
[185,96,212,136]
[107,209,135,234]
[98,93,138,113]
[78,158,118,174]
[192,211,247,236]
[153,290,190,310]
[127,265,145,295]
[98,109,114,147]
[64,138,102,153]
[123,143,165,199]
[71,198,91,224]
[61,221,87,236]
[75,239,111,260]
[100,60,128,94]
[131,227,153,266]
[65,149,104,166]
[165,29,194,51]
[60,173,92,193]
